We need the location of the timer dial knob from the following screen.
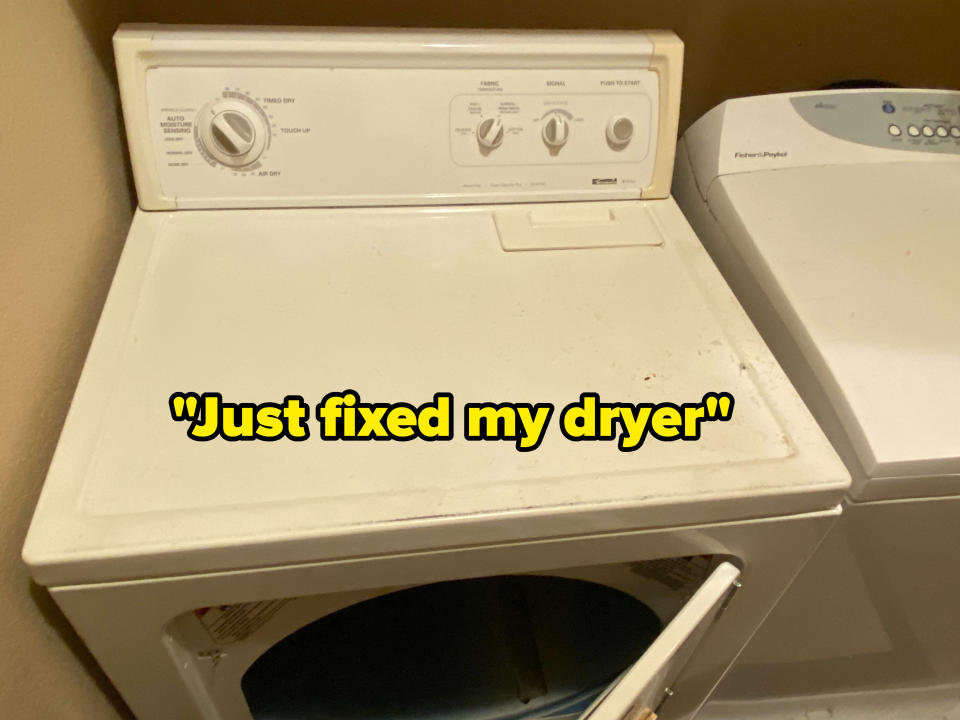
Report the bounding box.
[476,117,505,149]
[542,112,570,148]
[197,98,269,168]
[210,111,256,156]
[606,115,635,146]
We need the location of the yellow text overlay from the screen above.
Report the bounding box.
[168,391,734,451]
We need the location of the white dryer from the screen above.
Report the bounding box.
[674,89,960,713]
[23,27,848,720]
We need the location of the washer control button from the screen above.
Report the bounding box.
[936,126,949,137]
[907,125,921,137]
[922,125,935,137]
[951,126,960,138]
[888,124,902,137]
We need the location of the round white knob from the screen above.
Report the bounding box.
[210,111,257,156]
[196,99,269,168]
[606,115,634,146]
[542,113,570,148]
[476,117,504,149]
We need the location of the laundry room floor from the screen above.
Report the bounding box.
[699,683,960,720]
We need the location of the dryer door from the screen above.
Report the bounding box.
[576,562,740,720]
[167,557,742,720]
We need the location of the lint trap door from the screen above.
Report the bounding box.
[576,562,740,720]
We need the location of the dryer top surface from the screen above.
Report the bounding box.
[24,199,847,585]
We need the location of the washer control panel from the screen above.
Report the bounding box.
[791,91,960,154]
[684,89,960,195]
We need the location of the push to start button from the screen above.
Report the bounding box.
[606,115,634,146]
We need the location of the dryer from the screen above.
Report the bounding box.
[674,89,960,714]
[23,27,849,720]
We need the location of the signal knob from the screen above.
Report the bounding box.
[542,112,570,148]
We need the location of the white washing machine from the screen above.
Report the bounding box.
[23,26,849,720]
[674,89,960,716]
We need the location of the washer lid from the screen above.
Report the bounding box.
[23,200,847,585]
[707,163,960,501]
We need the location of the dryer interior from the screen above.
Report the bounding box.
[168,556,724,720]
[242,575,659,720]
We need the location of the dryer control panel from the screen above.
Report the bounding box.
[116,26,683,210]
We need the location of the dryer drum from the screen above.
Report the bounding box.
[241,575,663,720]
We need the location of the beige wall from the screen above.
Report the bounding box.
[3,1,958,718]
[1,1,132,718]
[81,0,960,132]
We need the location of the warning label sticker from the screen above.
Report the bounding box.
[194,599,290,645]
[630,556,714,591]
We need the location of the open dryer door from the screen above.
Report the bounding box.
[173,556,744,720]
[576,562,740,720]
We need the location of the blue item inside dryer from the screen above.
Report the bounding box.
[241,575,662,720]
